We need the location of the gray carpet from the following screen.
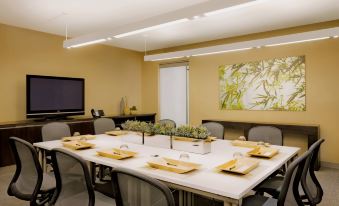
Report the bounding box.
[1,165,338,205]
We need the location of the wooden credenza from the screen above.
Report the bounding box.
[0,113,156,167]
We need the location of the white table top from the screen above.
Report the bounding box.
[34,134,299,200]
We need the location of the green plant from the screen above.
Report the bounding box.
[150,123,175,136]
[174,125,210,140]
[121,121,210,139]
[121,120,150,133]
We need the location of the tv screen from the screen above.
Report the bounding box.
[26,75,85,118]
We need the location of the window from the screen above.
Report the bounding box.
[159,63,189,126]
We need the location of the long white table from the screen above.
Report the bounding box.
[33,134,299,206]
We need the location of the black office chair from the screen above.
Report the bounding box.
[49,148,115,206]
[300,139,325,205]
[7,137,55,206]
[94,118,116,135]
[111,167,175,206]
[202,122,225,139]
[242,148,310,206]
[254,139,325,204]
[248,126,283,146]
[158,119,176,128]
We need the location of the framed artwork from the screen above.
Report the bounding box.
[219,56,306,111]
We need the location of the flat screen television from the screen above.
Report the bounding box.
[26,75,85,119]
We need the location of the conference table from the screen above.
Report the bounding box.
[33,134,299,206]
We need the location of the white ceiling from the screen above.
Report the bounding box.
[0,0,338,51]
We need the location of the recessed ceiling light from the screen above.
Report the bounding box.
[107,37,112,40]
[334,35,339,38]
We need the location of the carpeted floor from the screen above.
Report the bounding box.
[1,165,338,205]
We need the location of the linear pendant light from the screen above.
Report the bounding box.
[265,36,330,47]
[144,27,339,61]
[192,47,252,57]
[67,39,107,48]
[63,0,255,49]
[114,19,189,38]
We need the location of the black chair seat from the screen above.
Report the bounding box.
[41,173,56,192]
[255,176,283,198]
[242,195,277,206]
[95,182,115,198]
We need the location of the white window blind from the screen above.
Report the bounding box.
[159,64,188,126]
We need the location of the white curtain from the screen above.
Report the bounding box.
[159,64,188,126]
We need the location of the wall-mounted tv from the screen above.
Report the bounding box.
[26,75,85,119]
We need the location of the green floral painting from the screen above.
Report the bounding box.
[219,56,306,111]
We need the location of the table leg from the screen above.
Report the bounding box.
[40,149,47,172]
[90,162,96,185]
[37,148,43,165]
[223,198,241,206]
[179,190,184,206]
[186,191,192,206]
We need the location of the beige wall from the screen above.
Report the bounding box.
[141,22,339,164]
[1,21,338,164]
[0,23,143,122]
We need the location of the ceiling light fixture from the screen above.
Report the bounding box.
[192,47,252,57]
[114,18,190,38]
[144,27,339,61]
[68,39,107,48]
[151,56,185,61]
[265,36,330,47]
[64,1,255,48]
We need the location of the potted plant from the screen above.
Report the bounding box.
[144,123,175,149]
[172,125,212,154]
[121,120,149,144]
[130,106,137,115]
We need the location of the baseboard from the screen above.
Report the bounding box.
[321,161,339,170]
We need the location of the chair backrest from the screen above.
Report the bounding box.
[112,167,175,206]
[94,118,115,134]
[50,148,95,206]
[202,122,224,139]
[301,139,325,205]
[158,119,176,128]
[41,122,71,141]
[277,150,311,206]
[248,126,283,145]
[7,137,43,204]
